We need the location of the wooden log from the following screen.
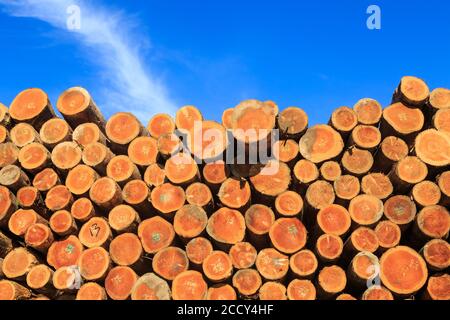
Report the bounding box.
[315,233,343,264]
[173,204,207,242]
[47,235,84,269]
[130,273,171,300]
[77,246,111,281]
[71,197,97,223]
[0,103,12,128]
[2,247,38,280]
[73,123,107,148]
[66,164,99,197]
[414,129,450,170]
[292,159,319,195]
[319,161,341,182]
[0,231,13,258]
[244,204,275,249]
[383,195,417,230]
[106,112,148,155]
[16,186,47,217]
[76,282,107,300]
[299,125,344,164]
[105,266,138,300]
[186,120,228,161]
[0,125,10,144]
[150,183,185,219]
[108,204,141,234]
[336,293,357,300]
[347,125,381,152]
[333,175,360,207]
[437,171,450,207]
[0,143,19,168]
[342,227,379,262]
[51,141,82,174]
[143,163,166,188]
[361,173,393,200]
[380,102,424,144]
[164,152,199,186]
[202,160,229,194]
[9,88,56,128]
[128,136,159,170]
[40,118,72,150]
[411,180,441,208]
[109,233,146,273]
[0,280,32,300]
[79,217,113,248]
[0,186,18,227]
[379,246,428,297]
[32,168,60,193]
[0,165,30,193]
[26,264,56,297]
[421,239,450,272]
[249,160,291,204]
[329,106,358,139]
[56,87,106,130]
[45,185,74,212]
[81,142,114,176]
[208,284,238,300]
[157,132,182,160]
[89,177,123,211]
[278,106,308,140]
[392,76,429,107]
[202,250,233,283]
[185,182,214,212]
[269,217,307,254]
[52,265,81,293]
[218,178,251,211]
[303,180,335,226]
[287,279,316,300]
[348,194,383,228]
[316,204,351,237]
[175,105,204,134]
[362,286,394,300]
[221,108,234,130]
[388,156,428,194]
[316,265,346,299]
[289,249,318,280]
[24,223,54,253]
[232,269,262,299]
[353,98,383,126]
[10,123,42,147]
[411,205,449,245]
[137,216,175,254]
[274,190,303,217]
[147,113,176,139]
[172,270,208,300]
[433,108,450,134]
[228,242,257,270]
[272,139,300,168]
[423,274,450,300]
[428,87,450,113]
[8,209,47,237]
[255,248,289,281]
[122,179,151,215]
[346,251,379,292]
[18,143,51,174]
[341,147,373,177]
[49,210,78,236]
[375,220,401,252]
[185,237,213,269]
[207,208,246,250]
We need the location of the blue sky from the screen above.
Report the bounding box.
[0,0,449,125]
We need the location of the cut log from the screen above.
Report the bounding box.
[0,125,10,144]
[348,125,381,152]
[249,161,291,203]
[147,113,176,138]
[362,286,394,300]
[89,177,123,211]
[47,235,84,269]
[8,209,47,237]
[343,227,379,260]
[232,268,262,299]
[433,108,450,134]
[287,279,316,300]
[304,180,335,226]
[414,129,450,169]
[172,270,208,300]
[348,194,383,228]
[164,152,199,186]
[341,147,373,177]
[424,274,450,300]
[79,217,112,248]
[336,293,357,300]
[10,123,42,147]
[122,179,151,215]
[2,247,38,280]
[143,163,166,188]
[51,141,82,174]
[380,102,424,143]
[73,123,106,147]
[66,164,99,196]
[319,161,341,182]
[40,118,72,149]
[244,204,275,248]
[274,190,303,217]
[229,242,257,270]
[185,237,213,268]
[0,103,12,128]
[76,282,107,300]
[255,248,289,281]
[289,249,318,279]
[411,180,441,208]
[108,204,141,234]
[150,183,185,219]
[0,143,19,168]
[18,143,51,173]
[208,284,238,300]
[373,136,409,173]
[315,233,343,264]
[421,239,450,271]
[393,76,430,107]
[71,197,96,223]
[221,108,234,129]
[187,120,228,161]
[269,217,307,254]
[353,98,383,125]
[157,132,182,159]
[0,280,31,300]
[173,204,207,241]
[202,250,233,282]
[202,160,229,193]
[16,186,47,218]
[0,186,18,227]
[137,216,175,254]
[131,273,171,300]
[0,231,13,258]
[383,195,417,230]
[412,205,449,243]
[380,246,428,296]
[128,136,159,169]
[105,266,138,300]
[49,210,77,236]
[333,175,360,206]
[82,142,114,175]
[316,265,346,299]
[272,139,299,167]
[52,266,81,292]
[185,182,213,212]
[175,105,203,134]
[347,251,379,291]
[218,178,251,211]
[388,156,428,193]
[33,168,60,193]
[9,88,56,128]
[316,204,351,237]
[106,155,142,187]
[299,125,344,164]
[207,207,246,249]
[106,112,148,154]
[278,106,308,140]
[109,233,145,272]
[437,171,450,207]
[24,223,54,253]
[361,173,393,200]
[375,220,401,252]
[77,246,111,281]
[0,165,30,192]
[329,106,358,138]
[45,185,73,212]
[26,264,55,297]
[428,87,450,113]
[56,86,106,129]
[293,159,319,194]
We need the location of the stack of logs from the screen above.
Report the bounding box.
[0,76,449,300]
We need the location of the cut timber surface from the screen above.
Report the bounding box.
[341,148,373,177]
[353,98,383,125]
[411,181,441,208]
[361,173,393,200]
[11,123,42,147]
[348,125,381,151]
[329,106,358,137]
[51,141,82,173]
[131,273,171,300]
[73,123,106,147]
[138,216,175,254]
[422,239,450,271]
[373,136,408,173]
[277,106,308,139]
[187,120,228,161]
[433,108,450,134]
[40,118,72,149]
[428,88,450,112]
[437,171,450,207]
[299,125,344,164]
[9,88,55,128]
[389,156,428,193]
[147,113,176,138]
[394,76,430,107]
[269,217,307,254]
[348,195,383,228]
[207,207,246,247]
[18,143,51,173]
[383,195,417,229]
[381,102,424,140]
[106,112,147,154]
[414,129,450,168]
[128,136,158,167]
[172,270,207,300]
[66,164,98,196]
[175,105,203,134]
[82,142,114,175]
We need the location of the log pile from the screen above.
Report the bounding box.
[0,78,449,301]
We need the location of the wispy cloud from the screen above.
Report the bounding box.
[0,0,177,120]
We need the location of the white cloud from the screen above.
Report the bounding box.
[0,0,177,121]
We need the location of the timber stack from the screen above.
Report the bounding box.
[0,77,449,301]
